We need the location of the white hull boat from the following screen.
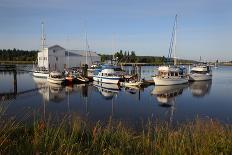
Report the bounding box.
[47,77,65,84]
[188,73,212,81]
[93,76,120,84]
[152,15,188,86]
[153,76,188,86]
[189,64,212,81]
[93,69,120,84]
[32,71,49,78]
[47,71,65,85]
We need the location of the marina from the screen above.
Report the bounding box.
[0,0,232,153]
[1,64,232,125]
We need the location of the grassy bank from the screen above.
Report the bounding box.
[0,117,231,154]
[0,61,35,64]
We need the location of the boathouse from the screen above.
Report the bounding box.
[37,45,100,71]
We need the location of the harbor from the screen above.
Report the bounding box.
[1,0,232,153]
[1,64,231,124]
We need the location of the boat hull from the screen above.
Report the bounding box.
[188,73,212,81]
[152,76,188,86]
[32,72,49,78]
[47,77,65,84]
[93,76,120,84]
[121,81,143,87]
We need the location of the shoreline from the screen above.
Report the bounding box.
[0,61,35,64]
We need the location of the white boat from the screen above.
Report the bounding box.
[152,15,188,86]
[93,69,120,84]
[33,23,49,79]
[47,71,65,84]
[33,71,49,78]
[189,64,212,81]
[153,66,188,85]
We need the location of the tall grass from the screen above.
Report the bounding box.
[0,115,231,154]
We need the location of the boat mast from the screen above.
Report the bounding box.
[41,22,46,67]
[85,32,88,65]
[173,15,177,66]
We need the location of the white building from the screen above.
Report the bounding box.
[37,45,100,71]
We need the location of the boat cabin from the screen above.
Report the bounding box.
[49,71,64,78]
[99,69,117,77]
[191,65,211,74]
[157,66,186,78]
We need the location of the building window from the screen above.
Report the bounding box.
[56,57,58,61]
[53,50,56,53]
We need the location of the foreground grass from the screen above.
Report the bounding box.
[0,117,231,155]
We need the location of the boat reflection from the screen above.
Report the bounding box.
[151,84,188,107]
[93,81,119,100]
[189,80,212,97]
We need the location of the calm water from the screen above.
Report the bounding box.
[0,65,232,126]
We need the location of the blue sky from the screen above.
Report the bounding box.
[0,0,231,61]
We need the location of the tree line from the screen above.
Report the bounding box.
[100,50,197,65]
[0,48,38,62]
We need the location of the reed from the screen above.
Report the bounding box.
[0,116,231,154]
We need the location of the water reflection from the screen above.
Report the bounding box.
[189,81,212,97]
[2,65,232,125]
[33,77,90,103]
[92,81,119,100]
[151,84,188,123]
[151,84,188,107]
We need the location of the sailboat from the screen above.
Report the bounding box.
[33,22,49,78]
[152,15,188,85]
[76,32,90,83]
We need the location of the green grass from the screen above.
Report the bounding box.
[0,115,231,155]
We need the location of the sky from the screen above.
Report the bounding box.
[0,0,231,61]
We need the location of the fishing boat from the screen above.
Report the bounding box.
[47,71,65,84]
[152,15,188,86]
[189,64,212,81]
[93,68,120,84]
